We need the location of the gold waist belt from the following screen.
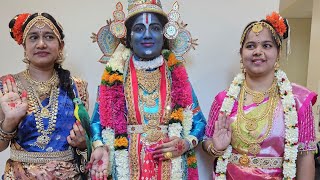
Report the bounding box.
[127,124,168,143]
[229,153,283,169]
[127,124,168,134]
[10,148,74,164]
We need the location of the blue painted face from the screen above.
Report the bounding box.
[130,13,164,60]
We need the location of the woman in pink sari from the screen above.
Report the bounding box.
[202,12,317,180]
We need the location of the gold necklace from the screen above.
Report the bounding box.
[27,85,60,149]
[23,69,59,97]
[136,69,161,93]
[243,80,277,104]
[238,83,277,131]
[138,88,160,108]
[235,85,279,155]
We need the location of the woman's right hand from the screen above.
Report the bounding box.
[0,76,28,132]
[211,112,232,151]
[88,146,109,180]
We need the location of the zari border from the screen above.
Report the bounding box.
[125,62,139,125]
[129,134,140,179]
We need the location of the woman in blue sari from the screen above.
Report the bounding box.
[0,12,89,179]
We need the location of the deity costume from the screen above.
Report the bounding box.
[90,0,206,179]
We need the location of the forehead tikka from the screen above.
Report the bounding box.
[22,13,62,44]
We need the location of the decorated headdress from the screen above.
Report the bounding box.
[91,0,198,63]
[240,12,290,56]
[9,12,64,45]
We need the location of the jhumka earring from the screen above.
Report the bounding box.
[22,51,30,64]
[240,59,246,73]
[56,51,64,64]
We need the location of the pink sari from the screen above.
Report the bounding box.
[205,84,317,180]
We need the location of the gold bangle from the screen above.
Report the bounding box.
[0,122,17,141]
[92,140,105,150]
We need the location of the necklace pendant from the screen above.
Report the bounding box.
[248,143,261,155]
[40,108,50,118]
[36,135,51,149]
[245,121,258,131]
[253,93,264,104]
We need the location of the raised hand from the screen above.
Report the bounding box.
[153,136,189,161]
[0,76,28,132]
[88,146,109,180]
[211,112,232,151]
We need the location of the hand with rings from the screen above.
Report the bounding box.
[152,136,189,161]
[88,146,109,180]
[0,76,28,132]
[67,121,87,150]
[211,112,232,151]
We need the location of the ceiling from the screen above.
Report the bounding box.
[280,0,313,18]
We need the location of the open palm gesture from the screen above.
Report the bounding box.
[0,77,28,129]
[211,112,232,151]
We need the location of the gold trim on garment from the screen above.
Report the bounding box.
[10,148,74,164]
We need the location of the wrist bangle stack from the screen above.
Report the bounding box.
[207,143,225,157]
[0,122,17,141]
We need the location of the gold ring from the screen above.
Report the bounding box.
[164,151,173,159]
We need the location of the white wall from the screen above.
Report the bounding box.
[0,1,279,179]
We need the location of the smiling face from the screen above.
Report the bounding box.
[241,27,279,77]
[130,13,164,60]
[24,24,63,69]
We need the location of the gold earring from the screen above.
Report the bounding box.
[240,59,246,73]
[22,51,30,64]
[56,51,64,64]
[274,58,280,71]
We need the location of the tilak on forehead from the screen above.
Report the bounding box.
[142,13,152,25]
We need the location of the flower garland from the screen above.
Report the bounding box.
[215,70,298,180]
[99,45,130,179]
[164,50,198,179]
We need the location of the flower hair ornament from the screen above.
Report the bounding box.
[91,0,198,63]
[10,13,31,45]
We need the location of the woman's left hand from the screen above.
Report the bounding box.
[67,121,87,150]
[153,136,189,161]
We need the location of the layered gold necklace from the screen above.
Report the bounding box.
[23,69,59,97]
[23,70,60,149]
[235,80,279,155]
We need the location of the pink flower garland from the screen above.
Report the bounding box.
[99,84,126,135]
[171,65,193,108]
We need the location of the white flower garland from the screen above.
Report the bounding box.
[114,149,130,180]
[182,107,193,137]
[168,123,184,179]
[215,70,298,180]
[101,128,115,176]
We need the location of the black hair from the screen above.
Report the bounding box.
[124,12,169,50]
